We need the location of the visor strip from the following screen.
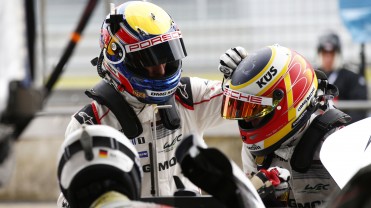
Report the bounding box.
[124,31,182,53]
[223,88,273,106]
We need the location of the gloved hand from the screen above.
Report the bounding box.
[260,167,291,198]
[218,46,248,79]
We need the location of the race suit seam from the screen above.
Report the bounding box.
[91,102,101,124]
[175,94,194,110]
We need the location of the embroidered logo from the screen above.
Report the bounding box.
[78,112,94,125]
[177,83,188,99]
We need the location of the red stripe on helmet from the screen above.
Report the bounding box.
[116,26,139,44]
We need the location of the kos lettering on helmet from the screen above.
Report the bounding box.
[256,66,278,88]
[142,156,177,173]
[125,31,182,53]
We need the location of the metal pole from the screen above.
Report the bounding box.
[360,43,366,78]
[44,0,98,98]
[13,0,99,138]
[39,0,47,87]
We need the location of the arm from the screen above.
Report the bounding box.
[190,77,231,130]
[188,46,249,131]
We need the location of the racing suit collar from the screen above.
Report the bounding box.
[122,91,158,123]
[122,91,146,110]
[274,116,315,160]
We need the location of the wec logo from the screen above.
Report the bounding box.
[256,66,278,88]
[304,184,329,191]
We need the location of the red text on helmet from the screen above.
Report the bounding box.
[125,31,182,53]
[224,88,273,106]
[256,66,278,88]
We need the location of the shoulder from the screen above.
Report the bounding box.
[338,67,366,86]
[73,101,109,125]
[338,68,358,77]
[175,77,223,109]
[175,77,194,109]
[73,103,99,125]
[338,63,362,78]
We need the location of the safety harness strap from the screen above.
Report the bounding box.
[85,80,143,139]
[290,108,351,173]
[84,80,184,139]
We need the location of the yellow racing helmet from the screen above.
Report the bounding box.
[221,45,318,156]
[97,1,187,104]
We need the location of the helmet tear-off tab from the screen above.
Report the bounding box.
[106,3,123,34]
[103,3,126,65]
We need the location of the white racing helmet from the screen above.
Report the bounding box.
[57,125,142,208]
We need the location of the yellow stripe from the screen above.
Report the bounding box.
[284,73,296,120]
[232,46,277,90]
[125,2,171,35]
[257,47,291,95]
[264,120,294,147]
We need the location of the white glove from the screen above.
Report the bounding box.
[218,46,248,79]
[267,167,291,198]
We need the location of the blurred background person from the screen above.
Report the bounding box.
[316,31,368,123]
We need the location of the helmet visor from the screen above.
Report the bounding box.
[124,31,187,67]
[221,88,279,120]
